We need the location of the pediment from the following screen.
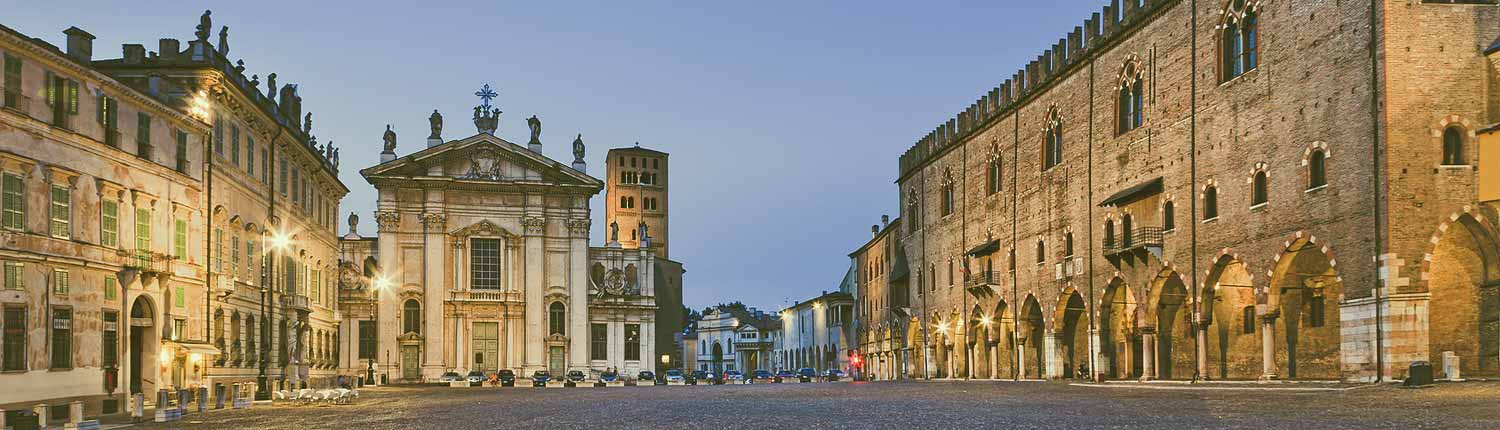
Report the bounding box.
[360,133,602,189]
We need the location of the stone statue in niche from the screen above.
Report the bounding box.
[527,115,542,145]
[429,109,443,140]
[572,134,585,163]
[195,10,212,41]
[382,125,397,153]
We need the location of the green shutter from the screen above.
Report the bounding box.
[66,80,78,114]
[49,185,69,239]
[135,208,150,252]
[173,219,187,259]
[3,262,21,290]
[2,173,22,230]
[104,276,116,300]
[101,200,118,247]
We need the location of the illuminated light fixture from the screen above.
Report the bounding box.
[159,349,173,365]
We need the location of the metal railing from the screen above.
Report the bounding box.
[1103,226,1164,255]
[965,271,1006,289]
[124,249,170,273]
[281,294,310,312]
[448,290,521,302]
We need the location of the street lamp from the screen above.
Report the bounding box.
[256,227,295,400]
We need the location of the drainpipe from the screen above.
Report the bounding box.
[1189,0,1204,382]
[1367,0,1385,384]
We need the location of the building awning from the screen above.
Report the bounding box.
[888,247,910,281]
[893,307,913,320]
[1098,177,1163,207]
[163,340,221,357]
[966,239,1002,257]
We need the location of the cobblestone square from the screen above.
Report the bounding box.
[124,382,1500,430]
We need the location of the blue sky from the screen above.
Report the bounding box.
[11,1,1108,311]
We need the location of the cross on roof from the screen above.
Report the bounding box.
[475,84,498,107]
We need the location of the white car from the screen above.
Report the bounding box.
[438,371,462,383]
[466,370,487,386]
[664,369,685,383]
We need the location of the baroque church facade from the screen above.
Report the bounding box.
[337,92,658,382]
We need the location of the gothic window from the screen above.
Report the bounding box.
[471,238,501,290]
[1035,240,1046,264]
[402,299,420,335]
[1203,186,1219,220]
[1162,201,1176,232]
[1064,232,1074,257]
[906,188,920,234]
[941,170,955,217]
[987,153,1003,195]
[1043,109,1063,170]
[549,302,566,336]
[1220,0,1259,82]
[1122,214,1134,247]
[1251,171,1268,207]
[1104,219,1115,248]
[1241,305,1256,334]
[1442,127,1465,166]
[1308,150,1328,189]
[1117,62,1144,134]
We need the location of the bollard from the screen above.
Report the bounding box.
[33,404,48,427]
[198,387,208,413]
[177,389,188,412]
[215,384,226,409]
[1442,351,1462,380]
[156,390,169,411]
[131,393,144,418]
[70,400,84,424]
[0,408,5,430]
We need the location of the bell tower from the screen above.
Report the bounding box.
[605,144,669,258]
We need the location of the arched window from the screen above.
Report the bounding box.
[1117,63,1144,134]
[1104,220,1116,248]
[1064,232,1075,257]
[1043,110,1064,170]
[1162,201,1176,232]
[1442,127,1465,165]
[1251,171,1268,207]
[1122,214,1134,247]
[906,188,920,234]
[1203,186,1219,220]
[1220,0,1259,82]
[549,302,566,336]
[1308,151,1328,189]
[402,299,420,334]
[1035,240,1046,264]
[987,155,1003,195]
[940,170,955,216]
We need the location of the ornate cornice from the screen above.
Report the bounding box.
[374,211,401,232]
[521,216,546,236]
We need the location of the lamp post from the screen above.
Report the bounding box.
[256,228,292,400]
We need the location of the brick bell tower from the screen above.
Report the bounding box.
[605,144,669,257]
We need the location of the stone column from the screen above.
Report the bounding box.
[989,344,1000,379]
[521,215,546,373]
[566,219,590,370]
[1140,328,1156,381]
[70,400,84,423]
[1195,313,1209,380]
[1260,312,1278,382]
[421,212,447,377]
[1045,333,1063,379]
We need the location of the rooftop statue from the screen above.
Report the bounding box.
[382,125,397,153]
[429,109,443,140]
[573,134,586,163]
[527,115,542,145]
[195,10,212,42]
[218,25,229,56]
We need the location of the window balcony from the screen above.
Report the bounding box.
[282,294,311,313]
[448,289,521,303]
[124,249,170,275]
[1103,226,1164,260]
[965,271,1005,289]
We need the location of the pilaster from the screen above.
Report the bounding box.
[521,216,546,373]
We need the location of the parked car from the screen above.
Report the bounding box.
[797,368,818,382]
[466,370,487,386]
[498,369,516,387]
[822,369,844,381]
[724,370,744,384]
[664,369,685,384]
[775,370,796,383]
[600,369,620,383]
[637,370,656,385]
[750,370,774,384]
[438,371,463,383]
[566,370,587,383]
[531,370,552,387]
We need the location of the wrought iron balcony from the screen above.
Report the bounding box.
[965,271,1005,289]
[282,294,311,312]
[124,249,170,274]
[1103,226,1164,257]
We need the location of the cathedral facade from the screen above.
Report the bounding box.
[339,95,657,382]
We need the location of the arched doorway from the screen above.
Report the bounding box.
[1203,256,1260,380]
[906,317,924,378]
[968,305,988,379]
[1099,279,1140,379]
[1056,291,1090,379]
[1269,237,1344,379]
[128,296,157,395]
[711,341,724,373]
[1427,215,1500,377]
[991,300,1015,379]
[1019,296,1045,379]
[1149,271,1193,380]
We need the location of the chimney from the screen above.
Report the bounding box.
[63,27,95,62]
[158,39,180,62]
[871,225,879,238]
[122,44,145,64]
[881,215,890,228]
